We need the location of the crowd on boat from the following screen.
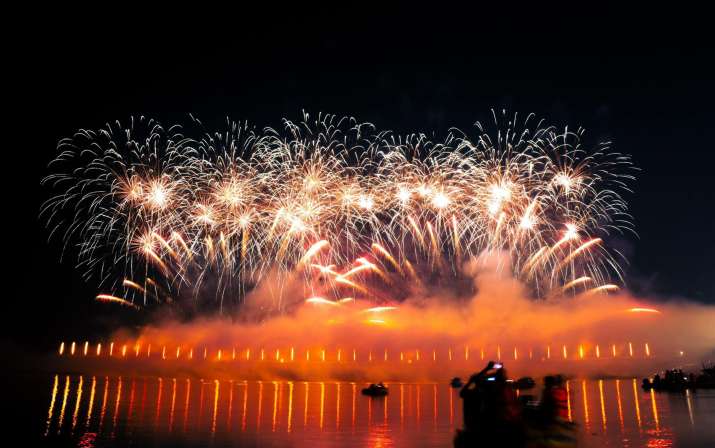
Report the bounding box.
[453,361,576,447]
[642,363,715,391]
[361,361,715,446]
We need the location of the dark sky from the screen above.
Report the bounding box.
[8,6,715,349]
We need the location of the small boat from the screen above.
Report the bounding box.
[362,383,389,396]
[515,376,536,390]
[450,377,464,388]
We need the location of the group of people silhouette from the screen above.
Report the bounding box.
[456,361,571,447]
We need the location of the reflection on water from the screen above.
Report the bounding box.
[40,375,715,447]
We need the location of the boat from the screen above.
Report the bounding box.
[362,383,389,396]
[515,376,536,390]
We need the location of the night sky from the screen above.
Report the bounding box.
[7,6,714,350]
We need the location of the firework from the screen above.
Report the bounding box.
[41,111,634,311]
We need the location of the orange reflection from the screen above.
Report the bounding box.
[272,381,278,432]
[71,375,84,432]
[227,380,234,431]
[241,381,248,431]
[615,379,624,432]
[581,380,590,430]
[416,384,421,424]
[211,380,220,434]
[86,376,97,429]
[685,389,694,427]
[632,378,642,431]
[44,374,59,436]
[433,384,438,428]
[449,384,454,425]
[257,381,263,430]
[169,378,177,432]
[352,383,357,430]
[154,378,163,428]
[57,375,70,433]
[98,376,109,429]
[319,382,325,430]
[400,384,405,428]
[183,379,191,432]
[287,381,294,432]
[336,382,341,429]
[598,379,607,431]
[565,380,572,422]
[127,379,136,426]
[649,388,660,431]
[303,382,309,428]
[111,377,123,436]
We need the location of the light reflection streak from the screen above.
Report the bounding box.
[98,376,109,430]
[433,384,438,429]
[565,380,572,422]
[649,388,660,431]
[632,378,642,431]
[198,380,205,424]
[71,375,84,432]
[685,389,694,427]
[227,380,234,431]
[351,383,357,432]
[241,381,248,431]
[598,379,607,431]
[56,375,70,433]
[449,383,454,425]
[416,383,421,425]
[127,379,136,427]
[41,377,685,442]
[86,376,97,429]
[400,383,405,428]
[581,380,590,430]
[615,379,624,433]
[211,380,220,435]
[287,382,294,432]
[257,381,263,430]
[154,377,162,429]
[169,378,177,432]
[319,382,325,430]
[272,381,278,432]
[336,382,341,429]
[111,377,123,436]
[44,374,59,436]
[183,379,191,432]
[303,382,309,428]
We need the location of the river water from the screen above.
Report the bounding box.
[26,374,715,447]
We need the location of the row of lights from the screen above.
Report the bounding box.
[58,341,652,362]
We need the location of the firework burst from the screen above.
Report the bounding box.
[41,111,635,312]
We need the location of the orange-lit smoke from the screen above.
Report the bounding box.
[89,253,715,380]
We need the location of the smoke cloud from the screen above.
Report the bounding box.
[105,253,715,380]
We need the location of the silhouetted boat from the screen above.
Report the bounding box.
[515,376,536,390]
[362,383,388,396]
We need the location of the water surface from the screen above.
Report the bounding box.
[30,374,715,447]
